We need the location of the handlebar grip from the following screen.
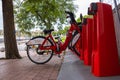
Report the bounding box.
[65,11,76,23]
[65,11,72,15]
[65,11,70,14]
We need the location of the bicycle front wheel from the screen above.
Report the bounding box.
[71,31,81,57]
[26,36,54,64]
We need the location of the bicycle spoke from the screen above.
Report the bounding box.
[27,36,54,64]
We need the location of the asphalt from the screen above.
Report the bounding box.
[57,51,120,80]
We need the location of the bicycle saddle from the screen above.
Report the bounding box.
[43,29,54,34]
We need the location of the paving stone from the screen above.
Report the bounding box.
[0,52,63,80]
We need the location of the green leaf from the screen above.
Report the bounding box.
[14,0,77,34]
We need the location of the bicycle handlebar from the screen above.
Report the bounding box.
[65,11,76,23]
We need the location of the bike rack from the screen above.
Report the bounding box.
[80,19,87,60]
[83,18,93,65]
[89,2,120,76]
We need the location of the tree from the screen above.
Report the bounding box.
[2,0,21,59]
[14,0,77,34]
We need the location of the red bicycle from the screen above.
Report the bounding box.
[26,11,82,64]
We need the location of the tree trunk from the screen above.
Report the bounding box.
[2,0,21,59]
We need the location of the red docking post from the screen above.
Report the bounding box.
[89,2,120,76]
[84,18,93,65]
[80,19,87,60]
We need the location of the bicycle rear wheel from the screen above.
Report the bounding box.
[26,36,54,64]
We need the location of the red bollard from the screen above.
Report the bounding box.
[84,18,93,65]
[89,2,120,76]
[80,22,87,60]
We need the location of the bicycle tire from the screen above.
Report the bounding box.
[26,36,54,64]
[68,31,78,50]
[70,31,81,57]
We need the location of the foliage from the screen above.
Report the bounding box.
[61,36,66,42]
[76,18,81,23]
[76,14,93,23]
[14,0,77,34]
[84,15,93,18]
[52,25,69,36]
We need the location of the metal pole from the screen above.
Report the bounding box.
[114,0,120,23]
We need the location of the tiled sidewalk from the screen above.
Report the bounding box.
[0,52,64,80]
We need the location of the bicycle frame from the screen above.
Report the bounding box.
[40,22,81,54]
